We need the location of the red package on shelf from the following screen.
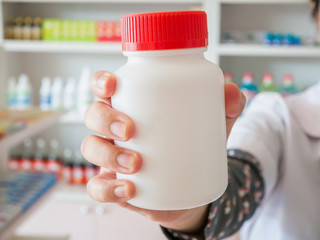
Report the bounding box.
[97,21,121,42]
[8,157,21,171]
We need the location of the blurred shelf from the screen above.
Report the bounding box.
[220,0,308,4]
[2,0,201,3]
[59,112,84,124]
[0,110,64,150]
[2,40,122,54]
[218,44,320,57]
[0,109,64,170]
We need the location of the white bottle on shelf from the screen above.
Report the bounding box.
[51,77,63,111]
[39,77,51,111]
[77,66,92,116]
[7,77,17,110]
[63,77,76,111]
[16,74,32,110]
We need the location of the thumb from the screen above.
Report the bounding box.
[224,82,246,138]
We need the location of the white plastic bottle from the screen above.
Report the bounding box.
[63,77,76,111]
[113,11,227,210]
[51,77,63,111]
[77,66,92,116]
[6,77,17,110]
[16,74,32,110]
[39,77,51,111]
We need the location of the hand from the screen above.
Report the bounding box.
[81,71,246,233]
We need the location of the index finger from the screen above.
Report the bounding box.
[90,71,117,101]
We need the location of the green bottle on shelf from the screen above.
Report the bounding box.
[224,72,234,83]
[260,73,277,92]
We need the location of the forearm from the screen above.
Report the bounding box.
[161,150,265,240]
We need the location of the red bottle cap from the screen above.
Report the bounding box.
[121,11,208,51]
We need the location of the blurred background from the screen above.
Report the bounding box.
[0,0,319,239]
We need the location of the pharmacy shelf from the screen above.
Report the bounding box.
[0,110,64,170]
[2,0,201,3]
[220,0,308,4]
[2,41,122,54]
[0,110,64,149]
[59,112,84,124]
[218,44,320,57]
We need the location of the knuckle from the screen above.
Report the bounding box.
[100,143,118,170]
[81,135,95,159]
[84,103,95,127]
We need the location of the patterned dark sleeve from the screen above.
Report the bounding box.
[161,149,265,240]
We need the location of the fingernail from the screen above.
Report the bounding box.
[117,153,134,170]
[110,122,126,138]
[96,75,107,90]
[114,185,128,198]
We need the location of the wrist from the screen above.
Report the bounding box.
[160,204,210,233]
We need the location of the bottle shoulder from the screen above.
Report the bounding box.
[115,57,221,82]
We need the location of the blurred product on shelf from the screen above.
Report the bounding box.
[224,72,234,83]
[50,77,64,111]
[8,143,20,171]
[32,17,42,40]
[22,17,33,40]
[221,30,317,46]
[63,77,76,111]
[42,19,96,41]
[6,16,42,40]
[6,74,33,110]
[6,66,93,115]
[260,73,278,92]
[72,150,86,185]
[240,72,259,107]
[5,17,15,39]
[62,148,73,183]
[263,32,302,46]
[13,17,23,40]
[39,77,51,111]
[47,139,62,178]
[8,139,99,185]
[6,77,17,110]
[96,21,121,42]
[20,139,33,171]
[15,74,33,110]
[5,17,121,42]
[224,71,302,108]
[77,66,93,116]
[280,74,298,98]
[33,138,47,172]
[84,161,97,184]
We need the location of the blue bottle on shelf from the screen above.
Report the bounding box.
[272,33,283,45]
[263,32,273,45]
[240,72,259,108]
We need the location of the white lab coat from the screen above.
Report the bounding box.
[227,82,320,240]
